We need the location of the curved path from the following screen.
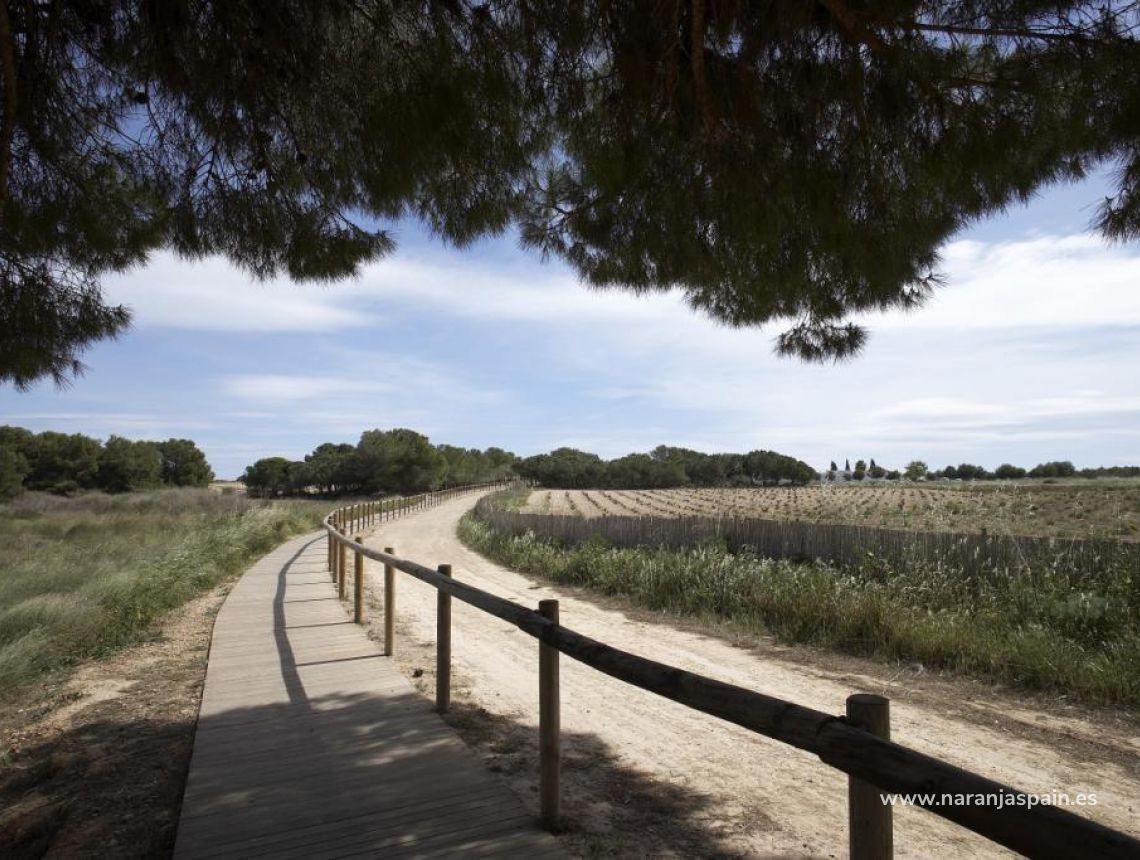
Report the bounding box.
[174,530,562,859]
[361,495,1140,858]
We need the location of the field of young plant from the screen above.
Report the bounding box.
[521,482,1140,541]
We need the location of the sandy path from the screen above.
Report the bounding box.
[360,495,1140,858]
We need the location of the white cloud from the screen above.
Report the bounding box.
[101,233,1140,338]
[102,254,375,332]
[221,375,392,403]
[871,234,1140,330]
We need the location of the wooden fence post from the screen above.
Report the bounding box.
[354,537,364,622]
[436,563,452,713]
[327,527,333,572]
[384,547,395,656]
[337,528,347,596]
[539,599,561,830]
[848,693,892,860]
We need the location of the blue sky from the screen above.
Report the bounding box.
[3,172,1139,480]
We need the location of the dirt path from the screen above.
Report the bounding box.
[360,496,1140,858]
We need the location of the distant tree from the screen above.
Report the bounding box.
[517,448,606,488]
[885,470,901,480]
[903,460,928,481]
[955,463,990,481]
[0,447,29,500]
[830,461,838,473]
[743,450,816,486]
[868,459,886,479]
[1077,465,1140,478]
[994,464,1028,480]
[242,457,298,498]
[25,431,102,493]
[0,425,35,459]
[713,453,746,485]
[97,436,162,492]
[1028,461,1077,479]
[607,453,666,488]
[157,439,214,487]
[302,443,358,495]
[483,447,519,474]
[844,459,851,472]
[852,459,867,480]
[357,429,444,494]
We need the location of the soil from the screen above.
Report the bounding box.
[360,495,1140,858]
[0,584,231,859]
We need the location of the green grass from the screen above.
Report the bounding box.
[459,510,1140,707]
[0,488,327,696]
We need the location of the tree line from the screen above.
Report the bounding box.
[241,429,518,498]
[0,426,213,500]
[516,446,818,489]
[829,459,1137,482]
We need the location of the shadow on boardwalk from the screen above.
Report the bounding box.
[1,693,744,858]
[2,532,750,858]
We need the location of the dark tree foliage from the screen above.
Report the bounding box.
[515,445,817,488]
[994,463,1028,478]
[157,438,215,487]
[23,431,103,493]
[3,1,1140,387]
[1029,459,1077,477]
[0,426,214,495]
[1078,465,1140,478]
[96,435,163,492]
[241,429,518,497]
[0,445,27,500]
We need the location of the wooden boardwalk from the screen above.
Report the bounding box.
[174,532,563,859]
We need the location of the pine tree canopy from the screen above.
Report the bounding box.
[2,1,1139,387]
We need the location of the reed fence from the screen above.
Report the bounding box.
[473,498,1140,583]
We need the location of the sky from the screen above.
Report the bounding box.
[2,172,1139,480]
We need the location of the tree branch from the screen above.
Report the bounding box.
[898,20,1102,44]
[0,0,18,212]
[689,0,714,132]
[820,0,885,52]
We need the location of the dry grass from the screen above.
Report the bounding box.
[0,489,325,696]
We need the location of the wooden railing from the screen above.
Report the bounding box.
[322,485,1140,860]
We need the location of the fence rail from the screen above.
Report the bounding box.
[322,485,1140,859]
[473,499,1140,581]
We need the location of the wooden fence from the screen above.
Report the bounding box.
[323,487,1140,859]
[472,499,1140,583]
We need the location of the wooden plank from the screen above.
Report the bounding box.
[174,532,562,859]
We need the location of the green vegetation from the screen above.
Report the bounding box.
[516,445,817,489]
[461,498,1140,706]
[0,489,324,695]
[0,425,213,500]
[242,428,518,497]
[9,4,1140,388]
